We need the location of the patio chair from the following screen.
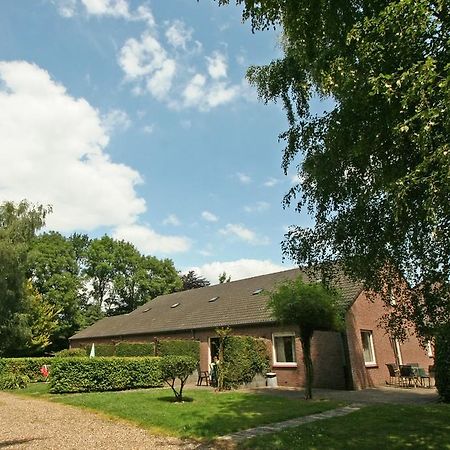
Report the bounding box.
[399,365,417,387]
[386,363,400,386]
[197,366,209,386]
[416,367,432,388]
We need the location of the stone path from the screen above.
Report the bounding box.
[215,404,363,444]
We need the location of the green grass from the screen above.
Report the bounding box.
[16,383,341,440]
[239,403,450,450]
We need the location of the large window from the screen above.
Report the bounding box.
[272,333,297,366]
[361,330,377,366]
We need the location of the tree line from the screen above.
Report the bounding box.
[0,200,210,357]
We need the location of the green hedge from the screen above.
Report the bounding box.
[0,357,54,383]
[221,336,269,389]
[435,324,450,403]
[55,348,88,358]
[49,357,163,393]
[156,339,200,361]
[87,344,116,356]
[115,342,155,357]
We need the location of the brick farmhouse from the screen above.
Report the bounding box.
[69,268,433,389]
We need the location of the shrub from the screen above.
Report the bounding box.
[435,324,450,403]
[156,339,200,361]
[49,357,163,393]
[55,348,88,358]
[0,373,28,390]
[160,355,198,402]
[221,336,269,389]
[89,344,116,357]
[0,357,54,382]
[115,342,155,357]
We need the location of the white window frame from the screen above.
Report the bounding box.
[361,330,377,366]
[272,332,297,367]
[426,341,434,358]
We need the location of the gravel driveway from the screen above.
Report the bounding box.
[0,391,199,449]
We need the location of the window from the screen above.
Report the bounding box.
[361,330,377,366]
[426,341,434,357]
[272,333,297,366]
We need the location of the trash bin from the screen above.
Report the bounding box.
[266,372,277,387]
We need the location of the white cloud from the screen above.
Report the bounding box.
[236,172,252,184]
[0,60,147,232]
[81,0,129,18]
[291,173,305,185]
[165,20,193,50]
[119,32,176,101]
[219,223,269,246]
[52,0,77,17]
[206,52,227,79]
[244,201,270,213]
[0,60,192,256]
[113,224,191,254]
[102,109,131,133]
[188,259,290,284]
[163,214,181,227]
[201,211,218,222]
[264,177,279,187]
[142,124,154,134]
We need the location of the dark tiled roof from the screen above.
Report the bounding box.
[70,268,362,340]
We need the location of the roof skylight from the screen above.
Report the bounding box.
[142,307,151,313]
[171,303,180,308]
[208,296,219,303]
[252,288,263,295]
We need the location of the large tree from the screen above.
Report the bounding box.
[27,231,84,351]
[84,236,182,315]
[180,270,210,290]
[0,200,49,355]
[268,277,344,399]
[220,0,450,338]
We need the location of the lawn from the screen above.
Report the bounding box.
[17,383,341,440]
[238,403,450,450]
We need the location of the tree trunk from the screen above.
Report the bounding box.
[300,332,314,400]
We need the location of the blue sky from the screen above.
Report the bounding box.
[0,0,313,283]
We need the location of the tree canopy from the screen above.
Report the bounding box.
[0,201,50,355]
[269,277,344,399]
[180,270,210,290]
[220,0,450,337]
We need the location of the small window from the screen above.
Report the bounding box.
[208,296,219,303]
[361,330,377,366]
[252,288,263,295]
[142,307,151,313]
[426,341,434,357]
[171,303,180,308]
[272,333,297,366]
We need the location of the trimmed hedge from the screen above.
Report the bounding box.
[0,357,54,383]
[49,357,163,393]
[156,339,200,361]
[87,344,116,357]
[115,342,155,357]
[221,336,269,389]
[435,324,450,403]
[0,373,28,390]
[55,348,88,358]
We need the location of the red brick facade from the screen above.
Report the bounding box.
[346,291,432,389]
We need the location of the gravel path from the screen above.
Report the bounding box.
[0,392,199,449]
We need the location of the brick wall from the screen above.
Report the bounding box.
[346,291,432,389]
[70,324,346,389]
